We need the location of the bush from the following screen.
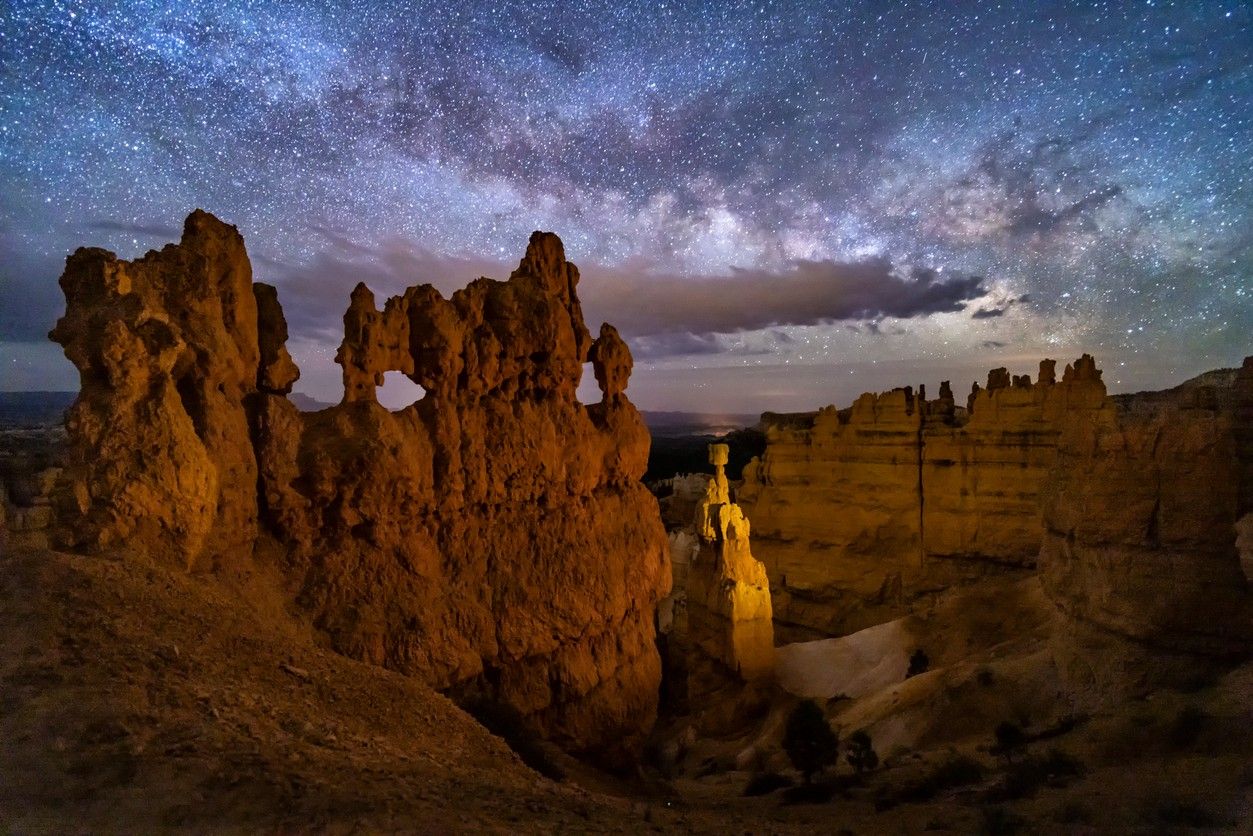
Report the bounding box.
[743,771,793,796]
[845,729,879,774]
[782,700,839,783]
[907,648,930,678]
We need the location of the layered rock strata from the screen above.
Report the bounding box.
[687,443,774,696]
[1040,359,1253,697]
[738,357,1109,640]
[49,211,670,761]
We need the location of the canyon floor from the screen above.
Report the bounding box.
[4,543,1249,834]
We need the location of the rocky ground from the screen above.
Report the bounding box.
[4,542,1249,834]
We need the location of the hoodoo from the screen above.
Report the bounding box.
[49,210,671,761]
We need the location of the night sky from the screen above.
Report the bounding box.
[2,1,1249,412]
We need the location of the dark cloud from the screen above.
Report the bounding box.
[263,236,987,361]
[264,242,506,341]
[981,340,1008,349]
[87,220,181,239]
[581,258,987,339]
[970,293,1031,319]
[629,332,729,359]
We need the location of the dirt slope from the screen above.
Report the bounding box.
[0,546,662,834]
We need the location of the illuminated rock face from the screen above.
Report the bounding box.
[1039,360,1253,698]
[687,443,774,695]
[50,210,262,564]
[738,357,1108,640]
[51,211,670,762]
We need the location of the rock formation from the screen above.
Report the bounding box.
[49,210,670,762]
[738,356,1113,640]
[1040,358,1253,699]
[687,443,774,695]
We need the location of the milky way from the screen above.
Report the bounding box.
[2,0,1249,411]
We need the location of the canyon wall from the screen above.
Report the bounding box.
[1039,359,1253,698]
[49,211,670,762]
[738,357,1108,640]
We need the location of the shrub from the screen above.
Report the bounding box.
[907,648,930,678]
[845,729,879,774]
[782,700,839,783]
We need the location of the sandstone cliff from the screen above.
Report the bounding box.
[1040,359,1253,699]
[49,211,670,762]
[738,357,1115,640]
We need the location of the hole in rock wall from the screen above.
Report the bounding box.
[577,361,600,404]
[286,338,343,411]
[378,371,426,412]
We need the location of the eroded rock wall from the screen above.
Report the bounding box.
[738,357,1108,640]
[50,211,670,762]
[1040,361,1252,698]
[737,388,924,640]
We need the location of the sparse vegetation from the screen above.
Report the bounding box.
[782,700,839,784]
[845,729,879,774]
[876,754,984,809]
[907,648,930,678]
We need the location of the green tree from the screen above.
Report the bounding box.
[845,729,879,774]
[782,700,838,783]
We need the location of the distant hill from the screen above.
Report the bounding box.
[0,391,76,428]
[289,392,335,412]
[640,411,760,437]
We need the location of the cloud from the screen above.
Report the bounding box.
[981,340,1008,349]
[263,231,990,361]
[970,292,1031,319]
[87,220,181,239]
[630,332,728,359]
[580,257,987,340]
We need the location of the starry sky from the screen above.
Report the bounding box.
[1,0,1250,412]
